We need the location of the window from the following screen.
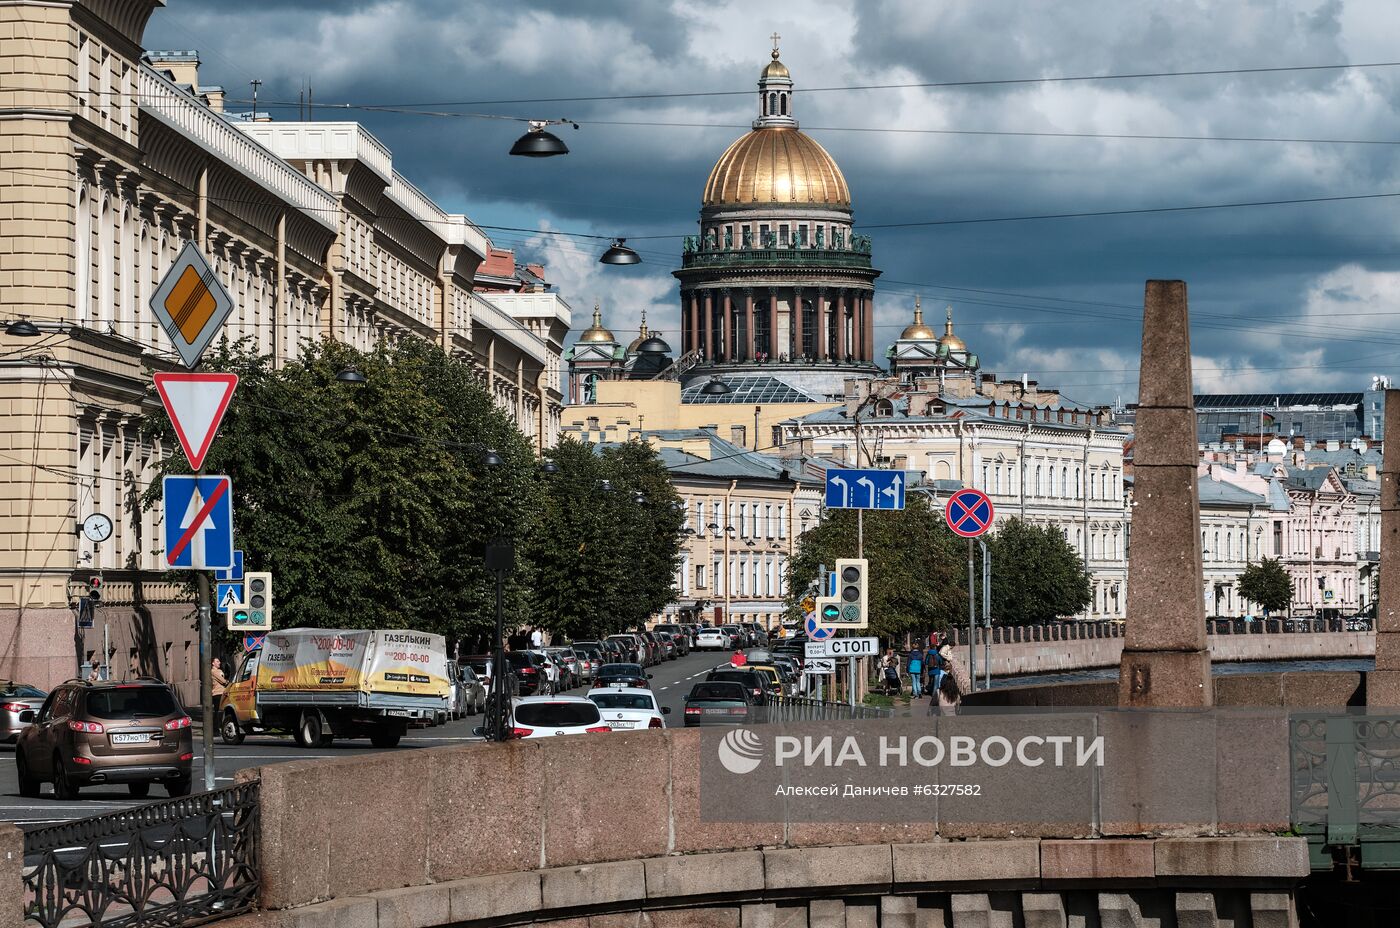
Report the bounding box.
[1075,467,1082,499]
[713,558,723,594]
[778,504,787,539]
[1035,465,1042,497]
[768,91,777,115]
[780,93,788,116]
[738,503,748,537]
[779,225,789,246]
[696,563,706,589]
[981,464,989,489]
[799,225,808,246]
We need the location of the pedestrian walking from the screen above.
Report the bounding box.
[880,648,901,696]
[907,645,925,699]
[530,627,544,648]
[930,643,971,715]
[211,657,228,698]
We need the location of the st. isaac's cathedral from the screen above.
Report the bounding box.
[567,43,950,404]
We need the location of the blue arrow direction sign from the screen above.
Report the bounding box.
[216,582,244,613]
[162,475,234,570]
[824,468,906,511]
[217,550,244,583]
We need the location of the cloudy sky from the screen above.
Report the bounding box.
[146,0,1400,405]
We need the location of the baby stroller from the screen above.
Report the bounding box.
[882,661,902,696]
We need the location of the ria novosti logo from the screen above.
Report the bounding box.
[716,732,1105,774]
[717,729,765,774]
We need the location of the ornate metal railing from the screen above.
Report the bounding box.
[23,782,260,928]
[679,247,875,271]
[1290,714,1400,871]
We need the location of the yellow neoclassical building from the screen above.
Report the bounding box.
[0,2,569,695]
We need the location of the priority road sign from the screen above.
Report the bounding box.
[149,242,236,369]
[824,468,906,511]
[153,372,238,471]
[945,488,995,538]
[162,475,234,569]
[217,549,244,583]
[216,582,244,613]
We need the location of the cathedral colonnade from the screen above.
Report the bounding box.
[679,287,874,363]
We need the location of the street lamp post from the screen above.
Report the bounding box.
[481,448,513,742]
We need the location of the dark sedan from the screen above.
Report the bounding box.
[596,663,651,689]
[682,681,753,726]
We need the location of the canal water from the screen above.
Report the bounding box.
[992,658,1375,690]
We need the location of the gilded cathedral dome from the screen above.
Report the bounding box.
[702,128,851,210]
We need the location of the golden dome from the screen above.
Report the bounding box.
[900,296,936,340]
[762,49,790,80]
[939,305,967,352]
[579,302,616,344]
[703,127,850,209]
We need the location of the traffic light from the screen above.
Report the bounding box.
[833,557,869,628]
[226,607,251,631]
[87,576,102,603]
[244,572,272,631]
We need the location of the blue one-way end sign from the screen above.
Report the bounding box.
[825,468,906,511]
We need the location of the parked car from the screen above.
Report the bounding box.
[506,651,549,696]
[510,696,610,738]
[596,663,651,689]
[544,647,580,690]
[719,625,745,648]
[682,681,754,726]
[456,665,486,717]
[741,623,769,647]
[637,632,663,665]
[586,686,670,730]
[606,634,641,664]
[654,624,690,655]
[16,678,193,799]
[706,667,771,705]
[695,627,728,650]
[0,681,47,743]
[591,638,626,664]
[572,646,600,684]
[746,664,788,699]
[656,632,678,661]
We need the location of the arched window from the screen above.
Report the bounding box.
[1035,465,1042,496]
[768,92,777,115]
[1074,467,1082,499]
[780,93,788,115]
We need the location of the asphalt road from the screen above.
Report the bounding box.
[0,647,728,828]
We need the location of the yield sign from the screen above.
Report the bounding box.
[154,372,238,471]
[945,488,995,538]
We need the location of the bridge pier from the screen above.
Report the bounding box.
[1369,388,1400,706]
[1118,281,1211,708]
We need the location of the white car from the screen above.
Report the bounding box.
[695,628,727,649]
[587,686,670,731]
[524,649,560,693]
[510,696,611,738]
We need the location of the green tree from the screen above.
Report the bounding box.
[985,518,1092,625]
[785,494,965,639]
[1238,557,1292,616]
[141,337,537,651]
[527,438,683,639]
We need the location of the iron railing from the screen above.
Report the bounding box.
[1290,714,1400,871]
[23,782,260,928]
[679,247,875,271]
[758,695,893,723]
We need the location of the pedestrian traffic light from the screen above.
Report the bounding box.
[243,572,272,632]
[833,557,869,628]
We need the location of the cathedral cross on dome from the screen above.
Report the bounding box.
[770,32,781,54]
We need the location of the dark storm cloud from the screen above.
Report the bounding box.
[144,0,1400,402]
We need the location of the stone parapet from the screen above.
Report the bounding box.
[246,839,1307,928]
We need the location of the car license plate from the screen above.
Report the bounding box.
[703,708,728,715]
[112,732,155,744]
[608,720,635,730]
[386,709,412,717]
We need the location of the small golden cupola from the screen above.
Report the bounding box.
[939,305,967,353]
[578,302,617,344]
[900,296,937,341]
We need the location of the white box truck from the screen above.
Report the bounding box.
[219,628,449,748]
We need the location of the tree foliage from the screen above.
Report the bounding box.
[526,438,684,639]
[1238,557,1292,615]
[142,338,681,652]
[984,518,1092,625]
[785,495,966,639]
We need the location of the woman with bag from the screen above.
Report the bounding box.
[931,643,971,715]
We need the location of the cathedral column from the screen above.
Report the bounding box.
[815,288,828,360]
[744,289,755,361]
[768,288,780,361]
[863,292,875,362]
[793,287,805,360]
[835,289,848,361]
[688,291,700,356]
[703,290,714,359]
[721,290,732,361]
